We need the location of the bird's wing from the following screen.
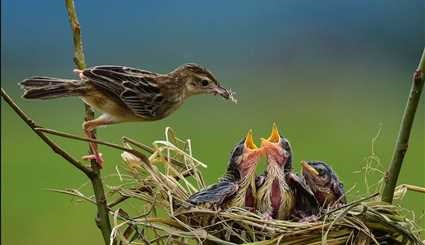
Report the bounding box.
[286,172,319,214]
[187,180,238,206]
[82,66,166,118]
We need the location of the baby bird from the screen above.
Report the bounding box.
[19,64,236,166]
[256,124,295,219]
[257,124,318,220]
[187,130,262,210]
[301,160,347,209]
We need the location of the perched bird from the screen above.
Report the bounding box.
[187,130,262,210]
[256,124,318,220]
[19,64,236,166]
[301,160,347,209]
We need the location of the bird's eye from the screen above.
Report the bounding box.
[200,80,209,86]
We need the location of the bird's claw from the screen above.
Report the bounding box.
[82,152,104,168]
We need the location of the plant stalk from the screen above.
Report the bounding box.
[381,48,425,203]
[64,0,112,243]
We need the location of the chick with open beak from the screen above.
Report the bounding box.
[256,124,296,219]
[301,160,346,209]
[257,124,319,220]
[187,130,262,210]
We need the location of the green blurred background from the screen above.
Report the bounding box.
[2,1,424,244]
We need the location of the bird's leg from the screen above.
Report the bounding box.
[81,114,114,168]
[82,127,104,167]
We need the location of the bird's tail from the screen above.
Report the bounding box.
[19,77,86,99]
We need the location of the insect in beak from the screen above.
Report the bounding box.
[213,85,237,103]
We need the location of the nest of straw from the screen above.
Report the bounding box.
[68,128,423,245]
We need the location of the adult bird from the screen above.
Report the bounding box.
[187,130,262,210]
[257,124,318,220]
[301,160,347,209]
[19,64,236,166]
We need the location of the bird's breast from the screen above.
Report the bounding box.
[80,92,138,121]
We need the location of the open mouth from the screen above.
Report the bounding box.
[260,122,281,145]
[244,129,258,150]
[267,122,280,143]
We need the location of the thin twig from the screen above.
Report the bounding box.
[122,136,186,168]
[381,48,425,203]
[320,193,380,219]
[36,127,150,164]
[0,88,92,176]
[65,0,112,243]
[122,136,155,153]
[397,184,425,194]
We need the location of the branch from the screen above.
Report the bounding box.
[64,0,112,243]
[381,48,425,203]
[36,128,150,164]
[0,88,92,176]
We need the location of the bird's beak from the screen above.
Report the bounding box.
[260,122,281,146]
[244,129,258,150]
[267,123,280,143]
[301,161,319,176]
[213,85,237,103]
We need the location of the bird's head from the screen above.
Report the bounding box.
[260,123,292,171]
[301,160,346,204]
[229,129,262,178]
[174,63,237,103]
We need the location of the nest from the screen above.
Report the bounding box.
[68,128,423,245]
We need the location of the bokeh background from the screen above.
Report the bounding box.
[2,1,424,244]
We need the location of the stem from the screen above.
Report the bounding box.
[64,0,112,243]
[397,184,425,194]
[381,48,425,203]
[36,128,151,164]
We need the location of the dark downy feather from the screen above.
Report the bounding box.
[286,172,319,218]
[187,139,245,206]
[187,181,238,206]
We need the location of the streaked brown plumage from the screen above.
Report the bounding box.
[19,64,236,166]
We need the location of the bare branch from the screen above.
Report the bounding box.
[64,0,112,243]
[381,48,425,203]
[36,128,151,164]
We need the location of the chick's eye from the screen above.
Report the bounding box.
[200,80,209,86]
